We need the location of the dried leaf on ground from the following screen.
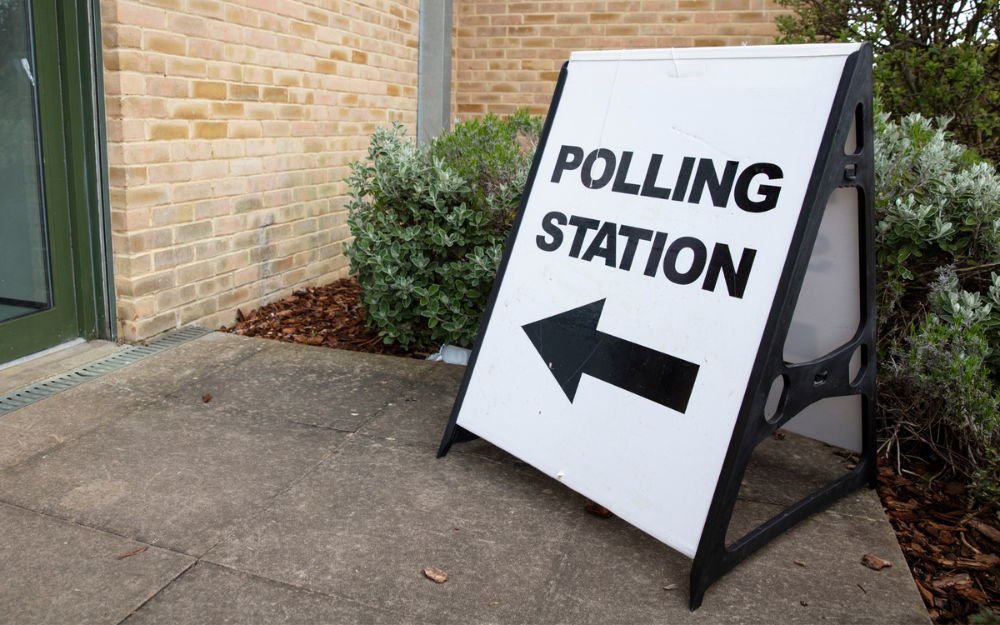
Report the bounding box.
[862,555,892,570]
[423,567,448,583]
[585,504,612,518]
[117,546,148,560]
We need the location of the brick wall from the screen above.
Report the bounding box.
[453,0,787,120]
[101,0,419,340]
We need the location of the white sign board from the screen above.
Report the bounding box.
[451,44,864,558]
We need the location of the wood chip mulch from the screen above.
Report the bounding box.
[878,460,1000,623]
[218,278,424,359]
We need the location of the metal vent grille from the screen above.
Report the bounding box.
[0,326,213,416]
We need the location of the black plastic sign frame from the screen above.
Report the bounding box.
[438,44,876,609]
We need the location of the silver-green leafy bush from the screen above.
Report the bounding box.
[876,103,1000,486]
[875,111,1000,281]
[345,114,539,350]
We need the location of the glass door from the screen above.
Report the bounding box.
[0,0,81,364]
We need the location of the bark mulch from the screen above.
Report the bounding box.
[877,458,1000,623]
[219,278,424,359]
[221,278,1000,623]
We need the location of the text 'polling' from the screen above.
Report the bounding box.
[550,145,784,212]
[535,146,787,299]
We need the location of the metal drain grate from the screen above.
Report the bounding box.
[0,326,213,416]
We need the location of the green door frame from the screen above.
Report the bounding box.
[0,0,115,365]
[60,0,117,342]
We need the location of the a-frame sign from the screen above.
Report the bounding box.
[438,43,875,608]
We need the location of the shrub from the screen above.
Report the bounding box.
[874,103,1000,486]
[344,113,541,351]
[874,105,1000,342]
[429,109,542,234]
[775,0,1000,163]
[884,315,1000,477]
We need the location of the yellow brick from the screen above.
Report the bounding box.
[148,122,189,140]
[262,87,288,102]
[125,185,171,208]
[229,122,262,138]
[229,84,260,101]
[211,102,245,117]
[188,0,224,18]
[170,102,211,119]
[168,13,208,37]
[192,80,227,99]
[315,59,338,74]
[166,57,207,77]
[306,9,329,25]
[144,0,182,9]
[143,33,184,57]
[193,121,228,139]
[290,21,317,38]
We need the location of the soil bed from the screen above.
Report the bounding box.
[219,278,424,359]
[877,457,1000,623]
[221,278,1000,623]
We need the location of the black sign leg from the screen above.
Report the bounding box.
[689,43,876,609]
[690,395,877,609]
[436,422,479,458]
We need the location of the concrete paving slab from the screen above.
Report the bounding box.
[700,499,928,624]
[0,501,193,625]
[359,362,466,448]
[208,426,928,623]
[97,332,266,397]
[357,362,525,466]
[206,436,588,623]
[0,396,349,556]
[741,431,856,508]
[0,380,150,469]
[539,492,927,623]
[166,340,436,432]
[0,333,931,623]
[124,562,399,625]
[354,352,928,621]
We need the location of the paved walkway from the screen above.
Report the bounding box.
[0,332,929,623]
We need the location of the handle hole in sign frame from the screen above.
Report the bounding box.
[845,102,864,155]
[763,374,788,425]
[850,344,866,386]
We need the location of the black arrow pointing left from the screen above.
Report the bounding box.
[522,299,700,414]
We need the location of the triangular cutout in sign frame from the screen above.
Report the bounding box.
[437,43,876,610]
